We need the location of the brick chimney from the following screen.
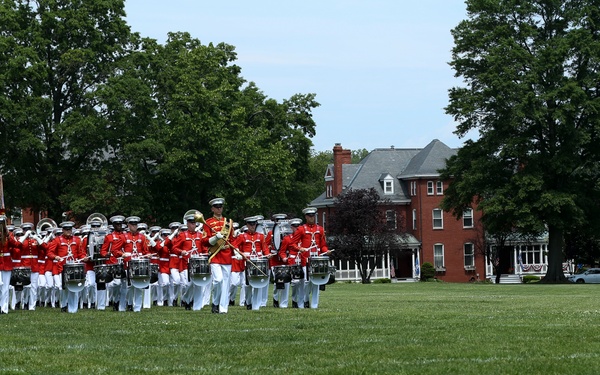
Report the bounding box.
[333,143,351,197]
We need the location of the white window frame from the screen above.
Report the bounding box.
[434,243,445,270]
[322,212,326,228]
[432,208,443,229]
[427,181,434,195]
[463,208,473,228]
[412,209,417,230]
[384,178,393,194]
[464,243,475,268]
[436,181,443,195]
[410,181,417,196]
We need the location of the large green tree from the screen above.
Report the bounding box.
[441,0,600,282]
[0,1,320,225]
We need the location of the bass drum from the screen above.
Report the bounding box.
[150,263,159,284]
[290,264,304,280]
[10,267,31,291]
[94,264,114,284]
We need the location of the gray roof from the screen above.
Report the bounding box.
[310,139,457,208]
[399,139,457,178]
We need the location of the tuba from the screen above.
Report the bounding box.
[37,218,58,237]
[194,212,232,257]
[86,213,108,261]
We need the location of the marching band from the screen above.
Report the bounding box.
[0,199,335,314]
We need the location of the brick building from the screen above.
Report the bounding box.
[310,140,487,283]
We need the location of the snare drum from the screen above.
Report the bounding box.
[272,265,291,289]
[308,256,330,286]
[128,258,151,289]
[188,255,211,286]
[62,263,85,292]
[290,264,304,280]
[327,264,337,285]
[10,267,32,291]
[150,263,159,284]
[246,257,269,288]
[94,264,114,284]
[111,263,125,279]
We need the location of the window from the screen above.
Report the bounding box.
[436,181,443,195]
[464,243,474,268]
[384,180,393,194]
[432,208,443,229]
[410,181,417,196]
[386,210,397,230]
[427,181,434,195]
[434,244,445,269]
[412,209,417,230]
[326,184,333,198]
[322,212,326,228]
[463,208,473,228]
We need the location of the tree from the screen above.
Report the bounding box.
[441,0,600,283]
[327,188,401,283]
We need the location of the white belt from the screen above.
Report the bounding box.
[289,255,297,258]
[21,255,38,259]
[159,258,169,262]
[170,254,178,257]
[2,252,10,256]
[12,259,20,263]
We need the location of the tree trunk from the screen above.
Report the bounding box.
[542,225,568,283]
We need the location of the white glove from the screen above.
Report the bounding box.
[216,232,223,240]
[32,235,43,245]
[148,238,156,247]
[232,252,243,260]
[209,235,218,246]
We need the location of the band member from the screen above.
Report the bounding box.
[47,221,85,313]
[167,221,182,307]
[100,215,126,311]
[42,227,62,308]
[290,207,329,309]
[121,216,149,312]
[155,228,172,306]
[202,197,235,314]
[147,226,161,306]
[231,215,268,311]
[267,213,288,308]
[79,225,96,309]
[276,218,302,308]
[1,219,19,314]
[176,214,207,311]
[16,222,45,310]
[228,222,246,307]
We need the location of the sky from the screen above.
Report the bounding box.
[124,0,473,153]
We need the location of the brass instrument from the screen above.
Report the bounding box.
[36,218,58,237]
[86,213,108,230]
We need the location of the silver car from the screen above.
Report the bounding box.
[567,268,600,283]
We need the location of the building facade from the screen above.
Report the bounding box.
[311,140,489,283]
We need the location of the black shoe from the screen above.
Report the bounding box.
[173,301,179,307]
[108,301,113,307]
[61,306,67,313]
[23,304,29,310]
[126,305,133,312]
[319,284,326,291]
[185,302,192,310]
[90,303,96,309]
[273,299,279,308]
[229,300,235,306]
[164,300,168,306]
[113,303,119,311]
[304,302,309,308]
[211,304,219,314]
[292,301,298,308]
[246,304,252,310]
[15,302,21,310]
[153,301,157,306]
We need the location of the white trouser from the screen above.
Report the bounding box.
[304,280,321,309]
[157,273,169,306]
[210,263,231,313]
[26,272,40,310]
[276,283,290,308]
[0,271,11,313]
[291,266,307,308]
[82,270,96,308]
[229,271,244,304]
[169,269,181,305]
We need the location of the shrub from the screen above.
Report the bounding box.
[522,275,541,283]
[420,262,436,281]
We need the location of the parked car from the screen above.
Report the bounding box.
[567,268,600,283]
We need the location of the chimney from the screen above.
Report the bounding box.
[333,143,351,196]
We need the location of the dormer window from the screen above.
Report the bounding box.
[379,173,394,195]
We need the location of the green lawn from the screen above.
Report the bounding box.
[1,282,599,375]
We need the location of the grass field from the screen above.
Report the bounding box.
[1,282,599,375]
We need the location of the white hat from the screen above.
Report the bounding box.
[272,213,287,221]
[184,214,196,222]
[110,215,125,224]
[149,226,161,232]
[169,222,181,229]
[126,216,141,225]
[21,222,34,230]
[244,216,259,224]
[209,197,225,206]
[302,207,317,215]
[289,218,303,226]
[60,221,75,229]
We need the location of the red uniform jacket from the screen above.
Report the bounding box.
[47,234,85,275]
[0,234,19,272]
[100,231,125,265]
[290,223,329,266]
[172,229,206,273]
[122,231,149,268]
[202,217,234,265]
